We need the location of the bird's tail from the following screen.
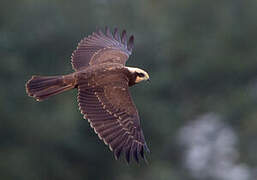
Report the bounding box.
[25,75,75,101]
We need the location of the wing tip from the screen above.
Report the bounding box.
[105,26,113,38]
[127,35,134,52]
[121,30,127,46]
[112,142,150,164]
[113,27,121,42]
[97,26,134,53]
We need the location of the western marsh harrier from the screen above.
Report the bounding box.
[26,27,150,163]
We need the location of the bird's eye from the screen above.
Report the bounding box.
[138,73,145,77]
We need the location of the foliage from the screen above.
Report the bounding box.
[1,0,257,179]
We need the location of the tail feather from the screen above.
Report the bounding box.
[26,75,74,101]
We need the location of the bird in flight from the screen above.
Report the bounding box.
[26,27,150,163]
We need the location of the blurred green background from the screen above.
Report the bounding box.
[1,0,257,179]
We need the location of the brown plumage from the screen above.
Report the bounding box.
[26,27,150,163]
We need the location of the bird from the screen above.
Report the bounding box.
[25,26,150,163]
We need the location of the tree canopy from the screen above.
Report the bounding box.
[1,0,257,179]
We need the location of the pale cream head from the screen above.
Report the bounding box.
[126,66,150,83]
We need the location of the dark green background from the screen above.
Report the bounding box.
[1,0,257,179]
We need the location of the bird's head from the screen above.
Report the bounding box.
[126,67,150,84]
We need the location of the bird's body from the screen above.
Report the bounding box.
[26,27,150,163]
[74,63,138,87]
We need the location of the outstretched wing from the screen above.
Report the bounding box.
[77,74,149,163]
[71,27,134,71]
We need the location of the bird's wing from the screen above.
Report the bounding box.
[71,27,134,71]
[77,74,149,163]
